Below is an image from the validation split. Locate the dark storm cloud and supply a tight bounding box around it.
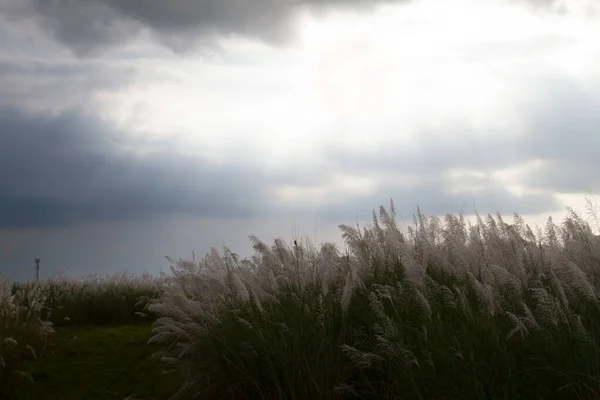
[4,0,407,54]
[0,33,596,232]
[0,107,272,228]
[0,99,567,232]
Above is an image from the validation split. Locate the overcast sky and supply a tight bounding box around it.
[1,0,599,281]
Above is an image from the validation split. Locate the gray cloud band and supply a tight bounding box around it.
[0,0,405,54]
[0,107,273,228]
[1,94,583,230]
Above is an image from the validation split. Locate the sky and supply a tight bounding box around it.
[1,0,599,281]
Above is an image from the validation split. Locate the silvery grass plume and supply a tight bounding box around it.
[11,272,165,326]
[0,277,54,398]
[149,198,600,400]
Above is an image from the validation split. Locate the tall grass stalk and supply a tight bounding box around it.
[149,199,600,399]
[0,277,54,398]
[11,272,164,326]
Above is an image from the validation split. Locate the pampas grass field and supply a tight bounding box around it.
[3,197,600,399]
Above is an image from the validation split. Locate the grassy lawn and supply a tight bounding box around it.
[16,323,181,400]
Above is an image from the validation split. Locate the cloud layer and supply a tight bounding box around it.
[1,0,599,281]
[1,0,411,54]
[0,107,273,228]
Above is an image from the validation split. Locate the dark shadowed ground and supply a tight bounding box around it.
[16,324,181,400]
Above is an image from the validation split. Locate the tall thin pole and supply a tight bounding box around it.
[35,258,40,281]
